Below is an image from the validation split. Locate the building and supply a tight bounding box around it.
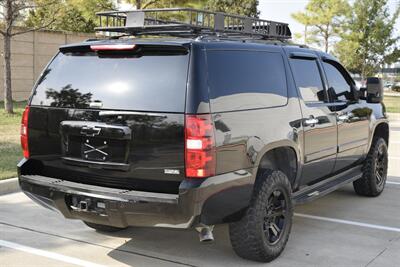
[381,62,400,78]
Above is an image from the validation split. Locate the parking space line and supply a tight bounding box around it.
[389,156,400,160]
[0,222,195,267]
[387,181,400,185]
[294,213,400,233]
[0,240,106,267]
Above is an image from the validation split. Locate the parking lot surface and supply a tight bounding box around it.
[1,116,400,267]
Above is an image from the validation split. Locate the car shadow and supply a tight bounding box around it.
[104,186,366,266]
[105,224,264,266]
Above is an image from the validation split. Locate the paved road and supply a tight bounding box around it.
[1,118,400,267]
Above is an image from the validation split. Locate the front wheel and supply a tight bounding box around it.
[229,170,293,262]
[353,137,388,197]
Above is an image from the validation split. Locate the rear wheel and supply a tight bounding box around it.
[353,137,388,197]
[229,170,293,262]
[83,221,127,232]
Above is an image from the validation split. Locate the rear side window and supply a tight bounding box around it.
[290,58,326,102]
[207,51,287,112]
[30,50,189,112]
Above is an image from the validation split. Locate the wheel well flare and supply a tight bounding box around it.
[256,147,298,186]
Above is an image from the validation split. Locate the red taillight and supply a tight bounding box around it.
[185,114,216,178]
[90,44,136,51]
[20,106,30,158]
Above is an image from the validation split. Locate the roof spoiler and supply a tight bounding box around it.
[59,42,188,54]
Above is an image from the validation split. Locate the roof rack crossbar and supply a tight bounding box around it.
[95,8,291,40]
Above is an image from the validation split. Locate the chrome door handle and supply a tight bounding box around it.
[304,118,319,126]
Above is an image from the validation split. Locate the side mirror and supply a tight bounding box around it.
[366,77,383,103]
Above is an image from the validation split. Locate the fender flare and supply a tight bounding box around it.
[367,120,389,152]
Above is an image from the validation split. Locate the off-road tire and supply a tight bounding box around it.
[84,221,127,232]
[229,170,293,262]
[353,137,388,197]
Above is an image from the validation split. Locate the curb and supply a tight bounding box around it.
[0,178,20,196]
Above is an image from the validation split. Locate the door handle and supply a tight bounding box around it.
[304,117,319,126]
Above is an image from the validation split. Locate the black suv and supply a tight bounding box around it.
[18,9,389,262]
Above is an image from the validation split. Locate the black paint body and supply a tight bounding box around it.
[19,38,389,228]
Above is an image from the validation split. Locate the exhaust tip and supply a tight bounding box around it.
[196,225,214,243]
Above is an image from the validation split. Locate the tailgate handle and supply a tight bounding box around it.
[80,126,101,137]
[61,121,132,140]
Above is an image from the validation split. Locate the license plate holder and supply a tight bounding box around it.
[60,121,132,164]
[63,135,128,163]
[81,137,110,162]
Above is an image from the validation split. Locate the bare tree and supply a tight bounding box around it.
[0,0,58,113]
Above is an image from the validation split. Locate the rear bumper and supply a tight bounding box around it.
[18,160,255,229]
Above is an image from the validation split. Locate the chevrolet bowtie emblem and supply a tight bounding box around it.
[80,126,101,137]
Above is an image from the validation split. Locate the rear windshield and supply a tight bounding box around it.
[30,50,189,112]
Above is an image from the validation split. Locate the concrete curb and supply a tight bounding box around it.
[0,178,20,196]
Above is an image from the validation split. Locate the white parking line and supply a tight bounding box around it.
[387,181,400,185]
[0,240,106,267]
[295,213,400,233]
[389,156,400,160]
[391,141,400,144]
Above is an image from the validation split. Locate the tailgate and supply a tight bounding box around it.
[25,43,189,194]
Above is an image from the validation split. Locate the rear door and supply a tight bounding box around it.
[286,49,337,185]
[28,43,190,194]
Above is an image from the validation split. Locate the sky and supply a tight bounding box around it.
[259,0,400,43]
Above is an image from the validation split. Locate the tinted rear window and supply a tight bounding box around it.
[207,50,287,112]
[30,50,189,112]
[289,58,325,102]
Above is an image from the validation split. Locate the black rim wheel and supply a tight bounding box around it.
[263,189,288,245]
[375,144,387,188]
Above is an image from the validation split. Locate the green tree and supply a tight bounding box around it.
[129,0,258,17]
[335,0,399,78]
[292,13,319,45]
[292,0,350,52]
[0,0,59,113]
[129,0,205,9]
[206,0,259,17]
[25,0,114,33]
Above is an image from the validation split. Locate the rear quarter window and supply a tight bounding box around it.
[206,50,288,112]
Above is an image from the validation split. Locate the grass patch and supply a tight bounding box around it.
[0,101,26,180]
[384,96,400,113]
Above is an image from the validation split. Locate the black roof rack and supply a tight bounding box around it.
[95,8,291,40]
